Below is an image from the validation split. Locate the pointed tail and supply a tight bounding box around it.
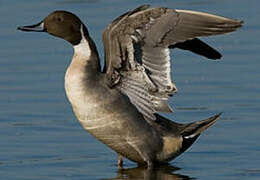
[179,113,222,153]
[181,113,222,139]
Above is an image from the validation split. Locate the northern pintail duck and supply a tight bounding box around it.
[17,5,242,168]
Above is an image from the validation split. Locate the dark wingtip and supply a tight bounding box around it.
[209,51,222,60]
[172,38,223,60]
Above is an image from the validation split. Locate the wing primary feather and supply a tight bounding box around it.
[171,38,222,60]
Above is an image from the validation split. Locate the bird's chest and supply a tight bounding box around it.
[64,69,123,132]
[65,73,99,120]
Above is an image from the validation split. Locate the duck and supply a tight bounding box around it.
[17,5,243,168]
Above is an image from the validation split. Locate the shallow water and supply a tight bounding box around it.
[0,0,259,179]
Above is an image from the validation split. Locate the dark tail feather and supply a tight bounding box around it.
[170,38,222,60]
[181,113,222,139]
[179,134,199,154]
[179,113,222,153]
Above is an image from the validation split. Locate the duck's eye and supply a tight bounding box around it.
[57,17,63,22]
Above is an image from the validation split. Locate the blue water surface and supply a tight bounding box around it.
[0,0,259,179]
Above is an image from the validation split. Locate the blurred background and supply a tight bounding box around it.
[0,0,259,179]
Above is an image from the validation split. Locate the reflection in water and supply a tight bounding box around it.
[103,165,194,180]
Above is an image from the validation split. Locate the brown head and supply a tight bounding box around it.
[17,11,89,45]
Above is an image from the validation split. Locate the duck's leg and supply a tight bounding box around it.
[117,154,123,169]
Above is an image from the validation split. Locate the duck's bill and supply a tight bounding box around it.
[17,21,46,32]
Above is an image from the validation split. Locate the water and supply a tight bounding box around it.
[0,0,259,179]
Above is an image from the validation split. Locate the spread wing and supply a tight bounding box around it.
[102,5,243,120]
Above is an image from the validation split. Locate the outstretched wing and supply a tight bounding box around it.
[102,5,243,120]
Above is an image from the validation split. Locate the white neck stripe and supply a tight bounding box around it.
[73,24,91,60]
